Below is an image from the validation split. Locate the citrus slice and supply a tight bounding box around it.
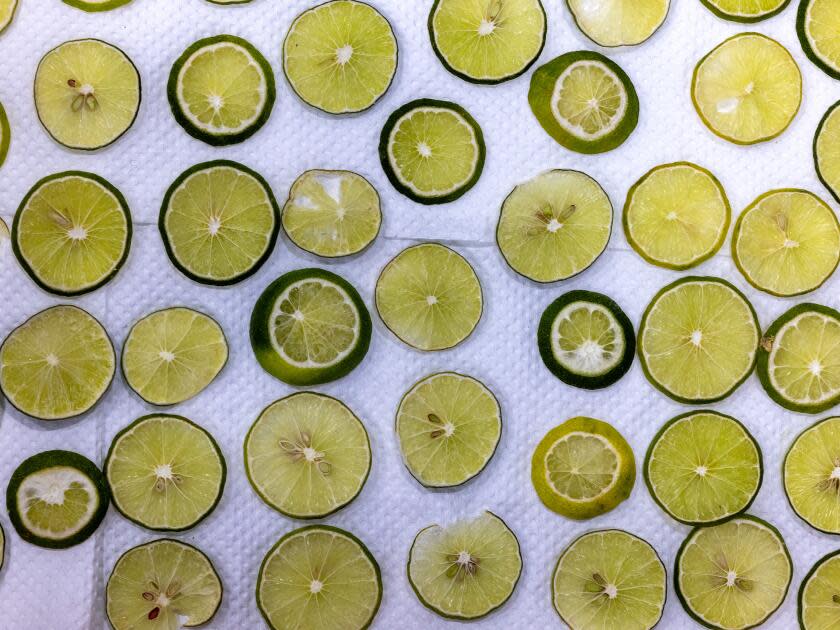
[257,525,381,630]
[496,169,613,282]
[638,277,760,404]
[0,217,8,243]
[395,372,501,488]
[675,516,792,630]
[552,530,667,630]
[13,171,132,296]
[815,101,840,207]
[376,243,483,351]
[63,0,133,10]
[529,51,639,154]
[244,392,371,519]
[644,411,762,525]
[121,307,228,406]
[34,39,140,150]
[799,550,840,629]
[428,0,546,83]
[0,101,9,168]
[0,305,115,420]
[105,414,226,531]
[623,162,730,270]
[531,417,635,519]
[106,538,222,630]
[692,33,802,145]
[206,0,252,3]
[0,523,4,571]
[700,0,790,22]
[6,450,109,549]
[379,99,485,204]
[169,35,275,146]
[567,0,670,47]
[281,169,381,258]
[407,511,522,620]
[250,268,371,385]
[160,160,279,285]
[0,0,17,34]
[798,0,840,79]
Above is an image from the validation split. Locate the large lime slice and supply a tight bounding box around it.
[0,101,9,169]
[0,0,17,33]
[700,0,790,22]
[63,0,133,10]
[799,550,840,629]
[567,0,670,47]
[798,0,840,79]
[815,101,840,204]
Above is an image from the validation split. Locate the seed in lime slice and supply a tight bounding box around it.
[567,0,670,47]
[0,101,8,168]
[815,101,840,204]
[798,0,840,79]
[700,0,790,22]
[245,392,371,519]
[0,0,17,33]
[799,550,840,629]
[784,417,840,533]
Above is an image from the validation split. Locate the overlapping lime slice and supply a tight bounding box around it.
[567,0,670,47]
[0,101,8,168]
[0,0,17,33]
[815,101,840,204]
[784,417,840,533]
[798,0,840,79]
[799,550,840,629]
[700,0,790,22]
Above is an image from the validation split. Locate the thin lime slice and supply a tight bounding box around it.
[784,417,840,533]
[815,101,840,204]
[0,305,115,420]
[107,538,222,630]
[799,0,840,79]
[245,392,371,519]
[105,414,226,531]
[35,39,140,150]
[676,516,792,630]
[639,277,760,404]
[408,511,522,620]
[531,417,635,519]
[496,169,613,282]
[552,530,666,630]
[645,411,762,525]
[376,243,483,351]
[0,522,4,571]
[624,162,730,270]
[529,51,639,154]
[250,268,371,385]
[0,0,17,33]
[567,0,670,47]
[428,0,546,84]
[121,307,228,406]
[6,450,109,549]
[799,550,840,629]
[700,0,790,22]
[13,171,132,296]
[257,525,381,630]
[160,160,279,285]
[0,101,9,168]
[63,0,132,9]
[395,372,501,488]
[692,33,801,145]
[169,35,275,146]
[281,169,381,258]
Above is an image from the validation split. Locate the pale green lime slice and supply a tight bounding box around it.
[0,100,8,169]
[701,0,790,22]
[567,0,670,46]
[815,102,840,203]
[798,0,840,79]
[0,0,16,35]
[799,550,840,629]
[63,0,133,10]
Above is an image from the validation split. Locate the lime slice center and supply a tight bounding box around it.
[18,466,97,539]
[545,432,619,500]
[552,61,626,140]
[552,302,624,376]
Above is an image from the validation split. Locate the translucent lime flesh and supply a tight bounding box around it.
[552,60,626,140]
[800,553,840,628]
[785,417,840,533]
[547,433,618,500]
[817,105,840,201]
[15,466,98,540]
[551,301,624,376]
[804,0,840,73]
[568,0,669,46]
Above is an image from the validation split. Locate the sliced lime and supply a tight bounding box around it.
[700,0,790,22]
[0,0,17,33]
[799,550,840,629]
[105,414,226,531]
[815,101,840,204]
[0,100,8,168]
[244,392,371,519]
[63,0,132,9]
[206,0,250,3]
[567,0,670,47]
[0,522,4,571]
[798,0,840,79]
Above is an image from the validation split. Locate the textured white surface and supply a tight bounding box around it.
[0,0,838,628]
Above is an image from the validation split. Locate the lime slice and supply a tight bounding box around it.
[816,100,840,205]
[0,217,8,243]
[0,305,115,420]
[407,511,522,620]
[63,0,132,10]
[700,0,790,22]
[206,0,250,3]
[105,414,226,531]
[35,39,140,150]
[395,372,501,488]
[13,171,132,296]
[496,169,613,282]
[6,450,109,549]
[281,169,381,258]
[379,99,485,204]
[644,411,762,525]
[0,0,17,34]
[0,100,9,169]
[799,550,840,629]
[784,417,840,533]
[106,538,222,630]
[257,525,381,630]
[375,243,483,351]
[160,160,279,285]
[250,268,371,385]
[676,516,792,630]
[798,0,840,79]
[529,51,639,154]
[639,277,760,404]
[169,35,275,146]
[428,0,546,83]
[0,522,4,571]
[121,307,228,406]
[244,392,371,519]
[531,417,635,519]
[623,162,730,270]
[552,530,667,630]
[567,0,670,47]
[692,33,801,145]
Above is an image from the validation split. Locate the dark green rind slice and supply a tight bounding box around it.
[700,0,791,23]
[797,0,840,80]
[814,101,840,205]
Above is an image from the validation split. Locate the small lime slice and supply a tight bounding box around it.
[281,169,381,258]
[63,0,132,9]
[107,538,222,630]
[623,162,730,270]
[121,307,228,406]
[0,305,115,420]
[675,516,792,630]
[257,525,381,630]
[552,530,667,630]
[700,0,790,22]
[0,0,17,33]
[376,243,483,351]
[815,101,840,204]
[567,0,670,47]
[105,414,226,531]
[531,417,635,519]
[799,550,840,629]
[35,39,140,150]
[408,511,522,620]
[6,450,109,549]
[13,171,132,296]
[798,0,840,79]
[245,392,371,519]
[0,101,9,168]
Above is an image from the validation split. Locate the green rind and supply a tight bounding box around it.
[797,0,840,80]
[0,101,10,169]
[0,0,17,34]
[63,0,133,11]
[566,0,671,47]
[798,548,840,628]
[700,0,791,23]
[814,101,840,204]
